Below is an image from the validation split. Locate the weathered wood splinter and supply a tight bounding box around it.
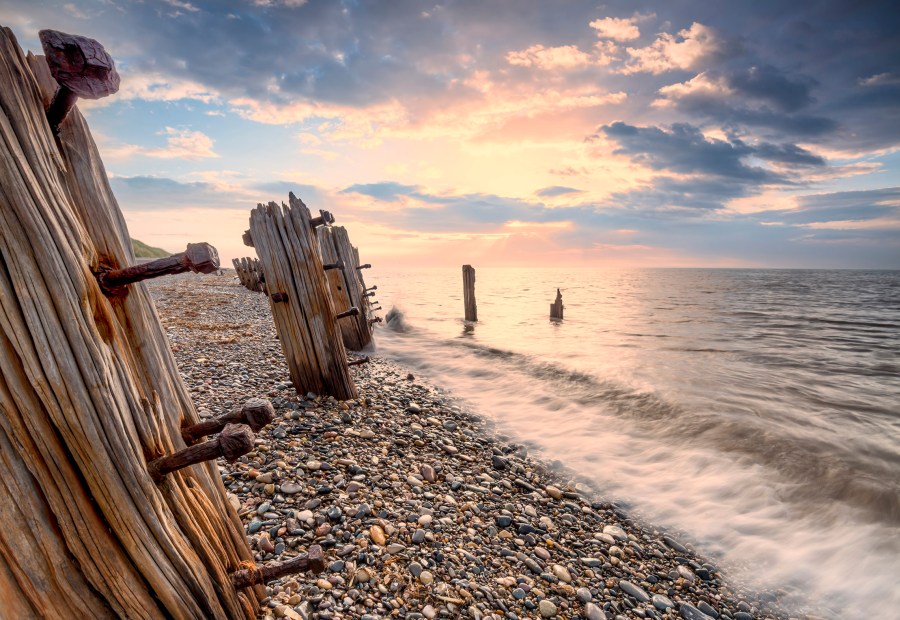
[148,424,255,482]
[182,398,275,444]
[231,546,326,589]
[98,242,219,293]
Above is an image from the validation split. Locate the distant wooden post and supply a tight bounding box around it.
[249,194,357,400]
[463,264,477,321]
[550,288,564,320]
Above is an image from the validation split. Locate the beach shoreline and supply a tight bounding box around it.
[150,272,794,620]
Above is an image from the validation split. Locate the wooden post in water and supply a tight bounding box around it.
[0,27,262,618]
[248,194,357,400]
[462,264,478,322]
[550,288,564,320]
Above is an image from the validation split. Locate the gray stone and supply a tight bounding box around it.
[618,580,650,603]
[585,602,606,620]
[576,587,592,603]
[680,603,714,620]
[538,599,557,618]
[651,594,674,610]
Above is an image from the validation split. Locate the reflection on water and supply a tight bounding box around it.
[369,268,900,619]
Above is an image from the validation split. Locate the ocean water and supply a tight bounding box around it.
[365,267,900,619]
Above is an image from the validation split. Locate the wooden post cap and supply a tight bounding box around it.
[148,423,254,482]
[231,545,325,589]
[182,398,275,444]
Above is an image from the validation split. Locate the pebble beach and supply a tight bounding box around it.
[149,273,795,620]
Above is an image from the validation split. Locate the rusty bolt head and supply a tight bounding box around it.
[182,242,220,274]
[39,29,120,99]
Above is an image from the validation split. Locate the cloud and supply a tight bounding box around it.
[506,44,596,70]
[599,121,824,183]
[103,127,219,160]
[758,188,900,226]
[342,182,420,201]
[536,186,584,197]
[624,22,724,74]
[589,15,646,41]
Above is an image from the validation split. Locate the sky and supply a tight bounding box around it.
[2,0,899,268]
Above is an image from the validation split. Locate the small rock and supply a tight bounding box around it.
[584,602,606,620]
[538,599,557,618]
[576,587,592,603]
[545,485,562,500]
[618,580,649,603]
[418,570,434,585]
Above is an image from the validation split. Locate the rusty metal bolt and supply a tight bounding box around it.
[270,292,289,303]
[364,291,376,297]
[323,259,344,270]
[335,307,360,319]
[365,285,377,292]
[182,398,275,444]
[356,263,372,270]
[97,242,219,294]
[147,423,254,482]
[309,210,334,228]
[39,29,120,135]
[368,317,383,325]
[231,545,325,589]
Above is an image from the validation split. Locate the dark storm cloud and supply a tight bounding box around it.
[599,122,824,184]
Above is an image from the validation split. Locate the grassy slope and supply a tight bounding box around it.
[131,238,171,258]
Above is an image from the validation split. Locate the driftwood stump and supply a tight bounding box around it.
[550,288,564,320]
[249,195,357,400]
[0,26,260,618]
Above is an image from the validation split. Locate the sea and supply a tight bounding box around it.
[365,267,900,620]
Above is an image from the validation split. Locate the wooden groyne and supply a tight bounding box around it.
[317,225,375,351]
[245,195,358,400]
[0,26,323,618]
[233,256,266,293]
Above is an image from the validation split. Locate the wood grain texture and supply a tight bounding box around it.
[249,195,357,400]
[0,27,258,618]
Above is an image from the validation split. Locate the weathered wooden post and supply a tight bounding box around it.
[0,26,275,618]
[317,226,374,350]
[463,264,477,321]
[247,194,357,400]
[550,288,564,320]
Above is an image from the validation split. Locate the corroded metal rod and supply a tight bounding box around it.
[309,210,334,228]
[98,242,219,293]
[368,317,383,325]
[323,259,344,270]
[356,263,371,270]
[147,424,254,482]
[182,398,275,444]
[336,307,360,319]
[231,545,326,589]
[365,285,377,292]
